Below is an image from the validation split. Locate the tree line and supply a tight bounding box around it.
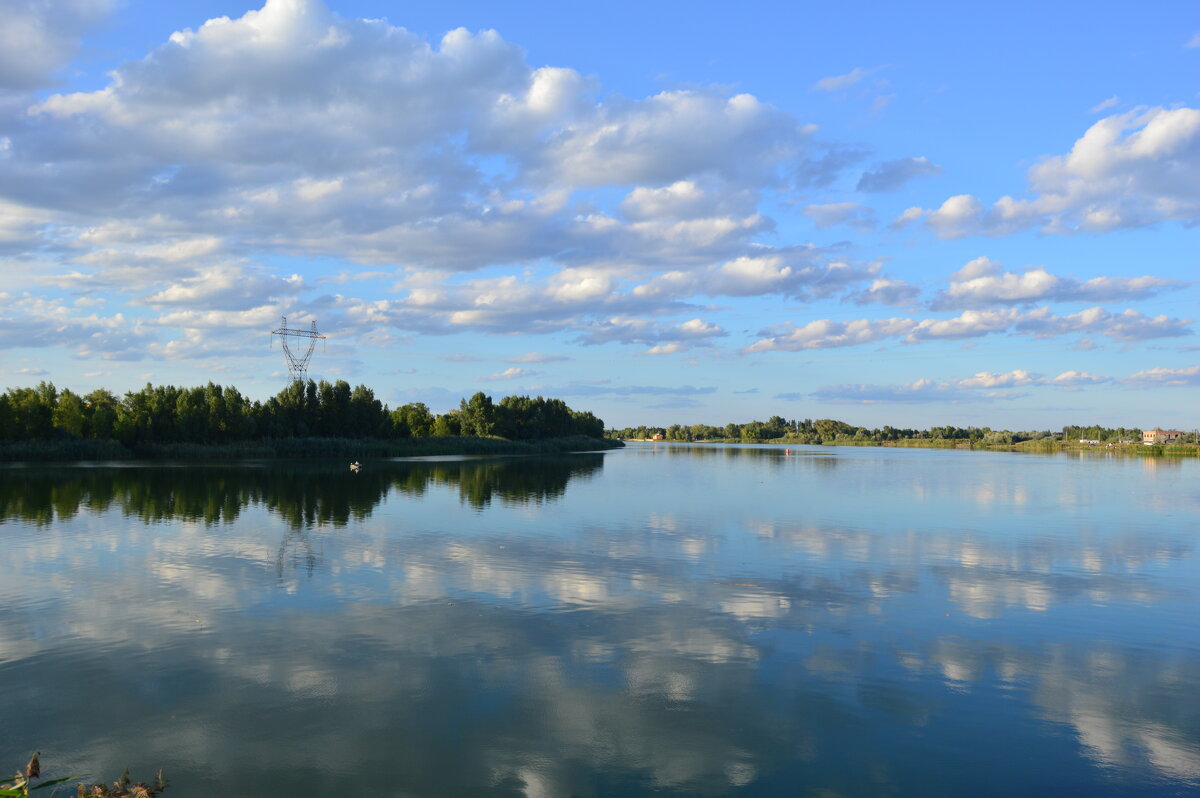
[0,381,605,446]
[604,417,1191,445]
[0,456,605,527]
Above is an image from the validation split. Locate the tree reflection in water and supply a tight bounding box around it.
[0,455,605,529]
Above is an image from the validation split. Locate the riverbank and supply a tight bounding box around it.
[0,435,623,462]
[623,438,1199,456]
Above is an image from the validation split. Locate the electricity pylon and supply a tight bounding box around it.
[270,316,326,384]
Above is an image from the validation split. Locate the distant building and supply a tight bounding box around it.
[651,432,665,441]
[1143,429,1182,445]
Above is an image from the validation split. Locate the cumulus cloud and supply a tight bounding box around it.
[575,317,726,352]
[631,250,881,302]
[1123,365,1200,386]
[856,156,941,192]
[480,367,538,381]
[812,379,987,404]
[813,368,1114,403]
[745,316,915,352]
[844,278,920,307]
[155,303,293,331]
[0,0,917,366]
[1049,370,1111,387]
[335,267,729,349]
[930,256,1179,310]
[745,305,1192,352]
[956,370,1043,388]
[139,263,305,310]
[4,0,832,284]
[902,106,1200,236]
[895,194,1038,239]
[1014,306,1192,341]
[0,0,114,90]
[334,269,680,341]
[0,295,155,360]
[528,91,809,188]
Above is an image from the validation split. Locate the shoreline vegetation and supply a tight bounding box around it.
[0,380,619,462]
[1,753,165,797]
[608,418,1199,456]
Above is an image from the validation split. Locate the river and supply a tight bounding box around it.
[1,444,1197,796]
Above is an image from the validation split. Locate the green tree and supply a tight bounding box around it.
[393,402,434,437]
[52,388,87,437]
[433,412,462,437]
[459,392,496,437]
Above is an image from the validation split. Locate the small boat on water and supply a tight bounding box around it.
[350,461,361,472]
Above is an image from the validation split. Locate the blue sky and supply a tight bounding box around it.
[1,0,1197,429]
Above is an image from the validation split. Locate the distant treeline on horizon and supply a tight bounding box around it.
[0,380,605,446]
[605,418,1194,445]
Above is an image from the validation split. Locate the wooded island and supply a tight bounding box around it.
[0,380,615,460]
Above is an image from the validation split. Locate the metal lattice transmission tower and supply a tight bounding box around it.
[270,316,327,384]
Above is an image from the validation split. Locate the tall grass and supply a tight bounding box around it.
[0,435,622,462]
[0,439,132,462]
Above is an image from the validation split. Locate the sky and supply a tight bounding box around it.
[0,0,1197,430]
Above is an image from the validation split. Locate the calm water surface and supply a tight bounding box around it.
[2,444,1198,796]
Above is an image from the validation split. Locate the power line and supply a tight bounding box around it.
[269,316,327,384]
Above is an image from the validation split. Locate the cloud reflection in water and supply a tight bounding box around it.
[0,448,1197,796]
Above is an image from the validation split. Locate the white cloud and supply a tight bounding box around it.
[812,368,1115,403]
[811,378,993,404]
[632,251,880,301]
[140,263,305,310]
[0,296,155,360]
[813,67,874,92]
[956,370,1042,388]
[530,90,808,188]
[4,0,832,287]
[1123,365,1200,386]
[619,180,758,222]
[930,256,1178,310]
[905,308,1021,341]
[155,303,292,331]
[896,194,1039,239]
[905,106,1200,236]
[746,305,1192,352]
[576,316,727,352]
[844,278,920,307]
[1089,96,1119,114]
[1050,370,1111,386]
[480,367,538,381]
[1015,306,1192,341]
[0,0,114,90]
[746,317,915,352]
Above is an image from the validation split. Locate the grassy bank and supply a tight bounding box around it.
[0,435,623,462]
